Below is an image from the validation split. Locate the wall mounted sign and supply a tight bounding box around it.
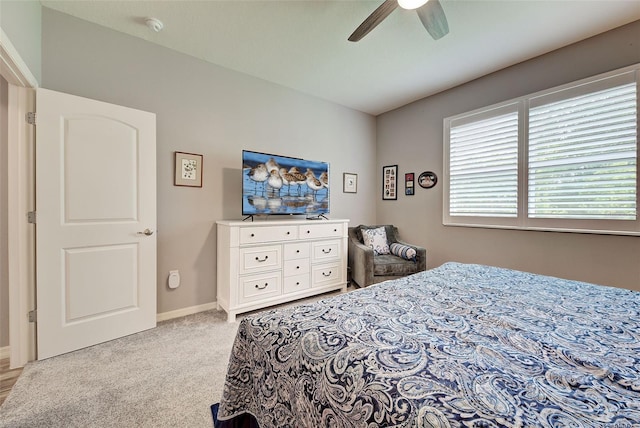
[418,171,437,189]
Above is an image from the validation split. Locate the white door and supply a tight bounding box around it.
[36,88,157,359]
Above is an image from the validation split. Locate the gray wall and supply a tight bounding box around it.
[4,5,639,336]
[1,76,8,347]
[0,0,42,84]
[41,8,377,314]
[376,20,640,291]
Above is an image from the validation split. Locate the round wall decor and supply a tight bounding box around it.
[418,171,437,189]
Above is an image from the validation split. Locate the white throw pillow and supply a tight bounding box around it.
[361,227,390,255]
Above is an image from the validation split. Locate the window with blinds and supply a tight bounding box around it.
[449,107,518,218]
[444,65,639,235]
[528,82,637,220]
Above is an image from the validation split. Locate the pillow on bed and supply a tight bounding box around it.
[361,227,390,255]
[390,243,417,261]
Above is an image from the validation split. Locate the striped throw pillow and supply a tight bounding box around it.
[389,243,417,261]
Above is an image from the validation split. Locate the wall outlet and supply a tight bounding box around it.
[168,270,180,289]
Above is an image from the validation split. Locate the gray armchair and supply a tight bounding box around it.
[348,225,426,288]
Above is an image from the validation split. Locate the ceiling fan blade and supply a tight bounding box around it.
[348,0,399,42]
[416,0,449,40]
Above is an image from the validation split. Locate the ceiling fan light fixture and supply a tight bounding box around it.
[397,0,429,10]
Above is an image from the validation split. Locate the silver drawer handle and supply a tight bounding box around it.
[322,248,332,254]
[255,256,269,262]
[255,283,268,290]
[322,271,332,277]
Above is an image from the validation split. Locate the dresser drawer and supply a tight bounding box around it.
[240,225,298,244]
[284,259,310,277]
[311,240,341,263]
[241,272,281,303]
[299,223,343,240]
[239,245,281,274]
[283,274,310,294]
[312,262,342,287]
[283,242,310,260]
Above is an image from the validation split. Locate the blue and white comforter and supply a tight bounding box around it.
[217,262,640,427]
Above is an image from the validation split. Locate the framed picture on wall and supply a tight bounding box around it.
[343,173,358,193]
[405,172,414,196]
[174,151,203,187]
[382,165,398,200]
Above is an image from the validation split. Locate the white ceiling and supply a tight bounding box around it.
[40,0,640,116]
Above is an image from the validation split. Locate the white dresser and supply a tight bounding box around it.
[216,219,349,322]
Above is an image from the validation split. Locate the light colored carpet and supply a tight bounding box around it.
[0,309,238,428]
[0,288,350,428]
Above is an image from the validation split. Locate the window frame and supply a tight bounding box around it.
[443,64,640,236]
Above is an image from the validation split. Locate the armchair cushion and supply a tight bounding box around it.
[389,243,416,261]
[360,226,390,255]
[372,254,421,277]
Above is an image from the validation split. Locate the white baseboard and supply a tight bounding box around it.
[0,345,10,360]
[156,301,218,322]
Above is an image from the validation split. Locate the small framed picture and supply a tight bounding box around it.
[382,165,398,200]
[174,151,203,187]
[418,171,437,189]
[343,173,357,193]
[405,172,414,196]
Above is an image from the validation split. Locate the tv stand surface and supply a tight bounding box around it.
[242,214,330,222]
[306,214,329,220]
[216,218,349,322]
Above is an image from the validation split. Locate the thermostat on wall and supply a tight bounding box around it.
[168,270,180,289]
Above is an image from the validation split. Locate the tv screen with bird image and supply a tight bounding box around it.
[242,150,329,217]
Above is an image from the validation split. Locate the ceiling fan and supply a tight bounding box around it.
[348,0,449,42]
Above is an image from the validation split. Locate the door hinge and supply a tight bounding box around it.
[28,310,37,323]
[27,211,36,224]
[26,112,36,125]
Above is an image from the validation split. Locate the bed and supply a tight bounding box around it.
[215,262,640,427]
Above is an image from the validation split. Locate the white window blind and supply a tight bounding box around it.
[444,65,640,235]
[449,109,519,217]
[528,83,637,220]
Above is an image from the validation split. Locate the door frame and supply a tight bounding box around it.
[1,27,38,368]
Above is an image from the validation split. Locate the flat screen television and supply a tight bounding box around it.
[242,150,329,217]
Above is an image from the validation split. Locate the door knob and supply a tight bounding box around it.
[137,228,154,236]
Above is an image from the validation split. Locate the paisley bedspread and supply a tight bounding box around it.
[216,262,640,427]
